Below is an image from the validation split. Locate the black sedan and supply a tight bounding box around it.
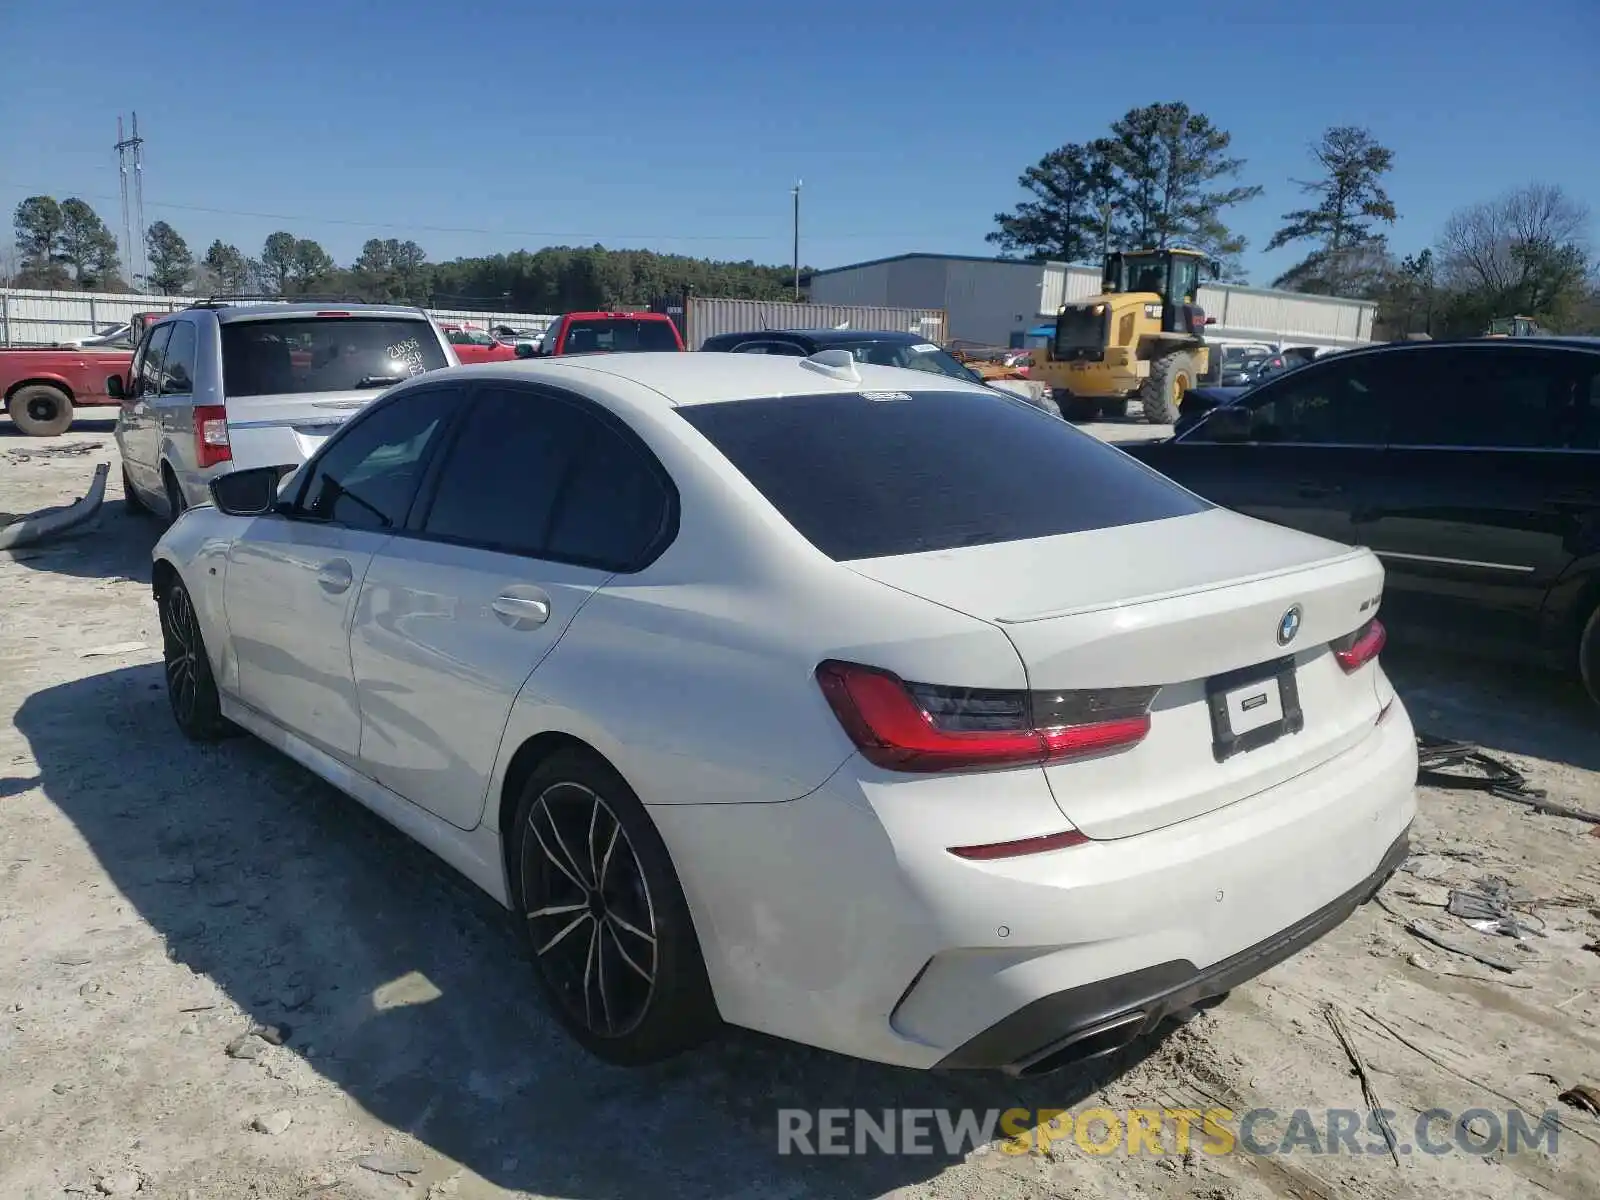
[1123,338,1600,705]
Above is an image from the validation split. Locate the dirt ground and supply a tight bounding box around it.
[3,415,1600,1200]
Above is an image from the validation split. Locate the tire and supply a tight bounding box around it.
[121,464,149,516]
[7,385,74,437]
[163,467,188,525]
[1057,391,1100,422]
[509,747,720,1066]
[1140,352,1195,425]
[1581,604,1600,710]
[159,577,233,742]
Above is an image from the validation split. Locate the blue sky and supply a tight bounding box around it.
[2,0,1595,287]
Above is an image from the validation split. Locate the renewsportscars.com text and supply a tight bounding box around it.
[776,1106,1562,1158]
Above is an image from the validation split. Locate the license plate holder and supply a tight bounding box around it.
[1205,655,1304,763]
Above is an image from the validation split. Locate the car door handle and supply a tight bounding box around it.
[491,594,551,628]
[315,559,354,594]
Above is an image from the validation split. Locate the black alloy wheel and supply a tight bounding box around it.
[522,781,659,1039]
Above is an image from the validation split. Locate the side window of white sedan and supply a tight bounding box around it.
[419,385,674,570]
[291,388,463,531]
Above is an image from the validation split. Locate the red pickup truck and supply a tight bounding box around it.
[1,346,133,436]
[528,311,685,357]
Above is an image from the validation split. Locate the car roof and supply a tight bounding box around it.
[425,350,989,409]
[1325,336,1600,360]
[198,302,431,324]
[712,329,936,346]
[559,311,672,321]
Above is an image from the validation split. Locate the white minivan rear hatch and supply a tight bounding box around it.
[219,313,452,464]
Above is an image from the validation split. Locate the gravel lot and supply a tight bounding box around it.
[3,414,1599,1200]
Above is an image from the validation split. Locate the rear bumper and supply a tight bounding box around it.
[937,826,1410,1075]
[653,695,1418,1071]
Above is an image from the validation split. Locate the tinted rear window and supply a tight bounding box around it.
[561,319,679,354]
[220,318,447,397]
[679,390,1209,561]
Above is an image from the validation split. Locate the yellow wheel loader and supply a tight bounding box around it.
[1484,315,1545,338]
[1031,247,1217,424]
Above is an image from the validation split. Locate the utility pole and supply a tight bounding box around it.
[792,180,802,301]
[114,113,147,288]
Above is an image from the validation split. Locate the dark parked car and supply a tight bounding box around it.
[1123,338,1600,705]
[699,329,985,384]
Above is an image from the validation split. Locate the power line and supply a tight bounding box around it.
[0,181,959,245]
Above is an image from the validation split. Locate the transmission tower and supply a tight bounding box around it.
[114,113,146,287]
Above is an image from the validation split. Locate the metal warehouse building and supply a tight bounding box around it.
[805,253,1376,351]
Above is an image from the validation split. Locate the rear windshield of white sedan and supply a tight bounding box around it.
[678,390,1209,561]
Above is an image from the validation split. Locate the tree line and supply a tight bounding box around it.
[989,101,1597,335]
[7,197,803,313]
[10,113,1595,337]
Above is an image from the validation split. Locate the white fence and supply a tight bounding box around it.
[0,288,555,347]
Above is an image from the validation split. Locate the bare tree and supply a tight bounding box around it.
[1437,183,1589,303]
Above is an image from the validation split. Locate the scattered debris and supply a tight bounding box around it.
[1324,1002,1400,1166]
[95,1171,141,1196]
[252,1022,290,1046]
[1405,951,1431,969]
[1393,882,1450,907]
[1404,918,1523,973]
[1417,733,1600,825]
[224,1034,262,1060]
[251,1110,294,1136]
[0,462,109,550]
[1401,855,1454,882]
[1558,1084,1600,1116]
[1556,989,1590,1010]
[1446,877,1543,939]
[358,1153,423,1177]
[75,642,148,659]
[1438,971,1533,989]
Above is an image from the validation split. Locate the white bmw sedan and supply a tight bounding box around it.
[151,350,1417,1075]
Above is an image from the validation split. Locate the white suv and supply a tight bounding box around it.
[112,301,458,520]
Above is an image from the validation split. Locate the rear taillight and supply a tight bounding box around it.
[815,660,1155,773]
[1333,618,1386,673]
[195,404,231,468]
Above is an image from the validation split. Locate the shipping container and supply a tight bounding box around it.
[655,294,946,349]
[0,288,555,347]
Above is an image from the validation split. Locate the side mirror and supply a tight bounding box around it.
[514,342,535,359]
[208,466,285,517]
[106,374,127,401]
[1202,405,1253,443]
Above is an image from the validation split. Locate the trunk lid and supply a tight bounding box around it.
[224,389,375,459]
[848,508,1387,838]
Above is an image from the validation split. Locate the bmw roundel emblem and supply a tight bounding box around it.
[1277,605,1303,647]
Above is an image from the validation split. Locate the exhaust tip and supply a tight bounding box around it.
[1012,1012,1147,1078]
